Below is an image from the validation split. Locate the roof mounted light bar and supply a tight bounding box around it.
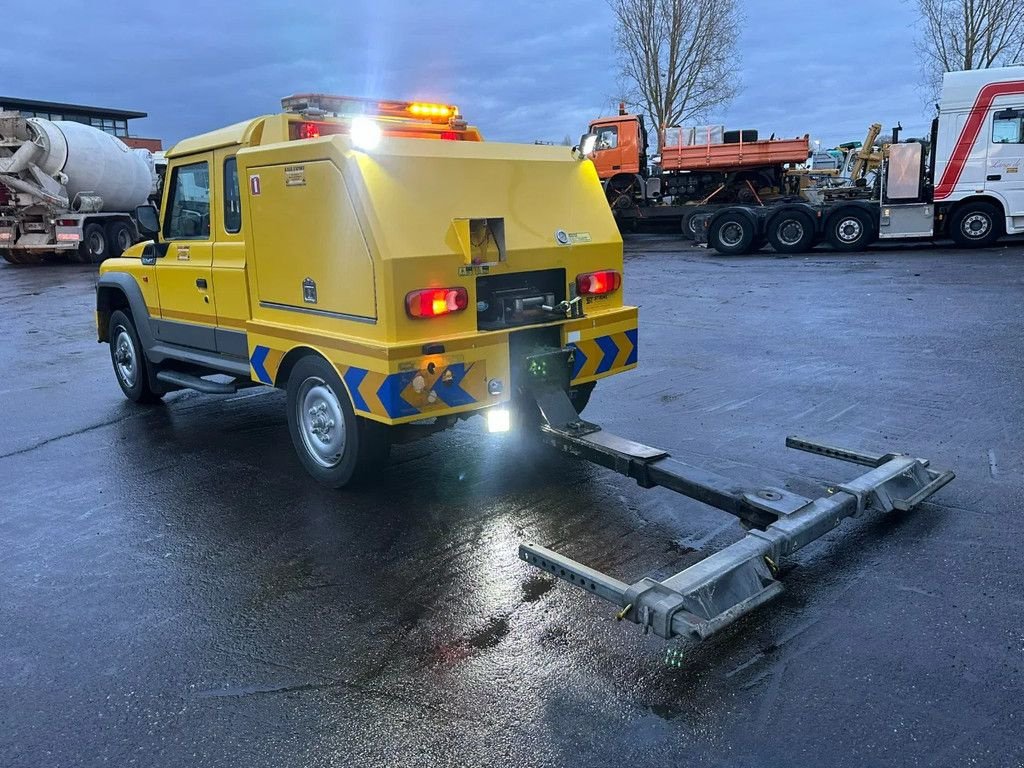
[280,94,462,125]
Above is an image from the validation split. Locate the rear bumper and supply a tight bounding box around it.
[246,306,638,426]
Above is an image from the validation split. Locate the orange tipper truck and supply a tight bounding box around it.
[95,94,637,487]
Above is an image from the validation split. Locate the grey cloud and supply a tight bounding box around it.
[3,0,930,149]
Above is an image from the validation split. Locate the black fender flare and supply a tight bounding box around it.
[96,272,155,350]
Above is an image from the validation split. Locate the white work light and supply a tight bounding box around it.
[351,116,382,151]
[486,408,511,433]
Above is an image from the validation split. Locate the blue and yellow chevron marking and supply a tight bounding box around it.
[247,344,488,421]
[345,362,488,420]
[571,328,638,381]
[250,345,284,385]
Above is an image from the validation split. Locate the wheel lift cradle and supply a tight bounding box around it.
[519,349,955,643]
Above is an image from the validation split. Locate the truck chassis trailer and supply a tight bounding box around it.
[699,66,1024,255]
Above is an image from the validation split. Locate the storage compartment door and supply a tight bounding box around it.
[247,160,376,321]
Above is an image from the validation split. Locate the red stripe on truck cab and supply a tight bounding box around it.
[934,79,1024,200]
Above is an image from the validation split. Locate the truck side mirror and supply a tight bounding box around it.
[135,204,160,237]
[574,132,598,159]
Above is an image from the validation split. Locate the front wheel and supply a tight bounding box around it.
[108,310,162,404]
[949,202,1001,247]
[285,355,390,488]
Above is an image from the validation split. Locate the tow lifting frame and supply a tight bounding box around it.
[519,350,954,643]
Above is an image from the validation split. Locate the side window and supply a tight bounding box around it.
[595,125,618,150]
[992,109,1023,144]
[223,156,241,234]
[164,161,211,240]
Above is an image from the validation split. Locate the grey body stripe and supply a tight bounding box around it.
[258,300,377,325]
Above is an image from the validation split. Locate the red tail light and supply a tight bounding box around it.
[405,287,469,319]
[576,270,621,296]
[440,131,462,141]
[295,122,321,139]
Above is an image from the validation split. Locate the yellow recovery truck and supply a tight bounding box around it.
[96,95,953,648]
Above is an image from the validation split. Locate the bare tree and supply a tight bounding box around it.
[609,0,741,147]
[915,0,1024,98]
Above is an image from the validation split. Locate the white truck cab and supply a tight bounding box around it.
[934,65,1024,238]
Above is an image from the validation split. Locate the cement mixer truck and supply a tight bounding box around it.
[0,112,160,264]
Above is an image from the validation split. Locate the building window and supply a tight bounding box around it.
[114,120,127,137]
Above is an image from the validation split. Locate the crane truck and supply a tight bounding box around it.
[700,65,1024,255]
[0,112,160,264]
[588,105,810,237]
[94,93,952,651]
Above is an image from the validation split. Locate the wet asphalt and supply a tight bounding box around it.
[2,236,1023,767]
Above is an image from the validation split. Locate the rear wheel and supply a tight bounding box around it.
[950,202,1001,247]
[826,208,874,251]
[108,310,162,404]
[285,355,390,488]
[0,248,20,264]
[767,210,815,253]
[106,220,133,259]
[79,222,108,263]
[709,213,756,255]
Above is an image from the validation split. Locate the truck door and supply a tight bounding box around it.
[155,155,217,351]
[591,123,623,178]
[988,108,1024,218]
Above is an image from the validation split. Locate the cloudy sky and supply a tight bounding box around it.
[5,0,932,149]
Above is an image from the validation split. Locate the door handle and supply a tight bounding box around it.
[195,278,208,290]
[987,174,1001,181]
[612,165,621,170]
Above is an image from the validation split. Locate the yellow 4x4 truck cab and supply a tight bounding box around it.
[96,95,638,486]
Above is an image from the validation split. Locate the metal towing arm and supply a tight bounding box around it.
[519,350,954,644]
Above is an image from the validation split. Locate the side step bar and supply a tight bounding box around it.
[520,384,954,643]
[155,370,238,395]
